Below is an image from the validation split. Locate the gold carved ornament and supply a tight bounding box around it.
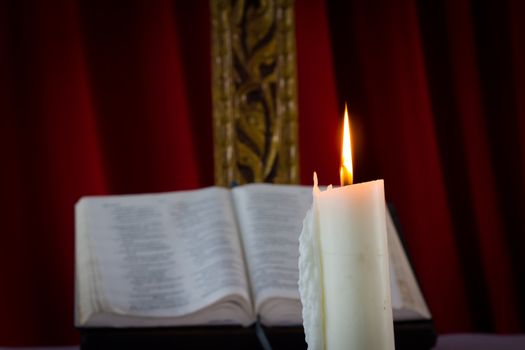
[211,0,299,186]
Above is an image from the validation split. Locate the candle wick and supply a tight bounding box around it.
[340,165,353,186]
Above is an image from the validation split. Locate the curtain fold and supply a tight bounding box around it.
[0,0,524,346]
[0,0,108,345]
[419,0,521,331]
[77,0,209,194]
[0,0,212,345]
[326,0,472,333]
[509,0,525,168]
[295,0,340,186]
[327,0,525,333]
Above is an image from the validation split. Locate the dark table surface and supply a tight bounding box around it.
[2,334,525,350]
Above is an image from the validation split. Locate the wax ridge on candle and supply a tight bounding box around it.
[298,172,324,350]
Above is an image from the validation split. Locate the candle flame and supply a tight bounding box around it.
[340,104,353,186]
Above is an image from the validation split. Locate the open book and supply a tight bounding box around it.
[75,184,431,328]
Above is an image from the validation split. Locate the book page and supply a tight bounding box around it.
[232,184,313,324]
[232,184,431,325]
[386,210,432,320]
[76,200,97,325]
[80,188,252,320]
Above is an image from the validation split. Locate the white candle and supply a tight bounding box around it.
[318,180,394,350]
[298,104,395,350]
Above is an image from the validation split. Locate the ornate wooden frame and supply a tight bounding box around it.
[211,0,299,186]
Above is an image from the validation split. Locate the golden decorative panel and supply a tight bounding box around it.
[211,0,299,186]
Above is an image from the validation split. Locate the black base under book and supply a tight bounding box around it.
[79,320,436,350]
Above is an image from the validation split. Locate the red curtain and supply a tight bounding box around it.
[326,0,525,333]
[0,0,213,345]
[0,0,523,346]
